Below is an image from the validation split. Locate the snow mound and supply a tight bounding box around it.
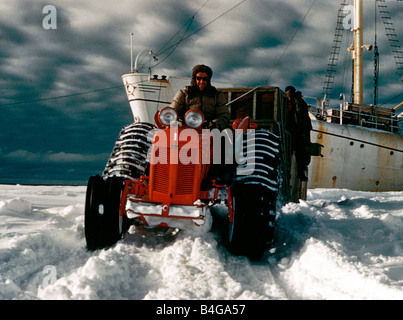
[281,238,403,299]
[0,198,32,215]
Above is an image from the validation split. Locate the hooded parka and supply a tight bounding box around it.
[170,65,230,130]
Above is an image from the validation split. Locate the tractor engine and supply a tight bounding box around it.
[148,125,210,206]
[122,107,215,229]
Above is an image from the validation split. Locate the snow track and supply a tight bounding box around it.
[0,185,402,300]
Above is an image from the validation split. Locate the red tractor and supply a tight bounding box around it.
[85,86,305,259]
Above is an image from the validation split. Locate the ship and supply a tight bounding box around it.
[307,0,403,191]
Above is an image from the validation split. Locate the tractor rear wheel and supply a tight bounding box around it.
[228,184,276,259]
[228,128,280,259]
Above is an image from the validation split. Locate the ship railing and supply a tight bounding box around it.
[323,103,399,133]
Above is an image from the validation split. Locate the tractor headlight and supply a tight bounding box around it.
[159,107,178,126]
[184,109,204,129]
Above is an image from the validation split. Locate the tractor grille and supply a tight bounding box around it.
[153,164,170,194]
[176,163,196,195]
[151,146,197,200]
[152,147,170,194]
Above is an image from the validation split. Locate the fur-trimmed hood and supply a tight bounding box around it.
[190,64,213,87]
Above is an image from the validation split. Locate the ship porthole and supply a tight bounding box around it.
[360,144,364,148]
[390,151,394,156]
[349,141,354,146]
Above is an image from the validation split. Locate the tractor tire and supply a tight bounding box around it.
[84,175,124,250]
[84,175,106,250]
[228,128,280,259]
[103,176,125,246]
[228,184,277,259]
[103,122,156,179]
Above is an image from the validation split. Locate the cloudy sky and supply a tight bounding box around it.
[0,0,402,185]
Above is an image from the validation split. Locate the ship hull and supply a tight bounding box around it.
[308,120,403,191]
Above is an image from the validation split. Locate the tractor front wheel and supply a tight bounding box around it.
[84,175,124,250]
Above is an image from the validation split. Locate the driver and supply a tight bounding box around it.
[170,64,230,130]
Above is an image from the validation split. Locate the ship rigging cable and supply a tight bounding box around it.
[0,85,124,107]
[153,0,211,57]
[0,79,152,108]
[266,0,317,84]
[377,0,403,86]
[322,0,350,102]
[136,0,247,70]
[150,0,247,69]
[134,0,209,71]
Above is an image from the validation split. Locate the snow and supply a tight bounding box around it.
[0,184,402,300]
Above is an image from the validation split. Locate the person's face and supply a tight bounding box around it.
[196,72,208,91]
[286,90,291,99]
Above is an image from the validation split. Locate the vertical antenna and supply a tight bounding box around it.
[130,33,134,73]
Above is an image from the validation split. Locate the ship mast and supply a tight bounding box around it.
[350,0,364,105]
[353,0,363,104]
[349,0,373,105]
